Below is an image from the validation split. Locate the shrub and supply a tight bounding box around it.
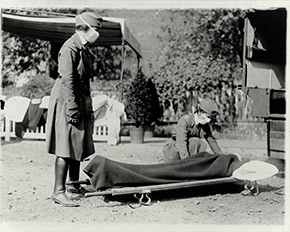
[19,75,55,99]
[124,69,154,127]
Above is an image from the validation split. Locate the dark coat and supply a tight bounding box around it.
[175,113,222,156]
[46,33,95,161]
[163,113,222,161]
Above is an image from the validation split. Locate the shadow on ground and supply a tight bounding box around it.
[0,137,24,146]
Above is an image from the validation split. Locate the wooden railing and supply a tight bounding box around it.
[0,116,108,142]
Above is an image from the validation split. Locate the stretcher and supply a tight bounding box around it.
[68,176,237,195]
[67,177,245,207]
[66,153,279,206]
[66,176,262,207]
[66,157,279,207]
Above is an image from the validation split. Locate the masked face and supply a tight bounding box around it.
[79,15,101,44]
[84,28,100,44]
[195,112,211,125]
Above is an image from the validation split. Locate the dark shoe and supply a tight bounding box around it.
[66,186,86,200]
[51,190,80,207]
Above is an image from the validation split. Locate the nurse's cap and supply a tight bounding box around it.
[75,12,103,27]
[199,98,219,116]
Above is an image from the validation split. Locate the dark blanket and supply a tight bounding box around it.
[84,152,244,191]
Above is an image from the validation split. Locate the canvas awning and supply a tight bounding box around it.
[245,8,286,63]
[1,12,142,58]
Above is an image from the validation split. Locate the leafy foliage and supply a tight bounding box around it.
[2,8,253,124]
[18,75,55,99]
[90,46,135,81]
[152,9,245,123]
[125,69,161,127]
[2,75,55,99]
[2,32,50,88]
[146,78,163,125]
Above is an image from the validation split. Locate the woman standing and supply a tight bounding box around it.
[46,12,103,207]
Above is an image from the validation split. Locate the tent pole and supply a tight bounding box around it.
[137,55,141,71]
[120,39,126,102]
[119,39,126,144]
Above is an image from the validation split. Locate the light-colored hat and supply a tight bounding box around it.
[199,98,219,115]
[75,12,103,27]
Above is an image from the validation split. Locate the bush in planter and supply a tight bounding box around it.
[125,69,152,127]
[125,69,157,142]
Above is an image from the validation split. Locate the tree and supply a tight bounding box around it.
[151,9,244,123]
[2,31,50,88]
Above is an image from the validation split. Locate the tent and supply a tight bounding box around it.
[2,10,142,100]
[2,11,142,57]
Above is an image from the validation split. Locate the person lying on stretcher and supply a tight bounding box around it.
[81,152,279,196]
[65,150,280,208]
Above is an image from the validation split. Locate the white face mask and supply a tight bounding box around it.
[195,113,211,125]
[84,28,99,44]
[79,15,100,44]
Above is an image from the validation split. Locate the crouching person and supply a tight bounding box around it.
[162,98,223,163]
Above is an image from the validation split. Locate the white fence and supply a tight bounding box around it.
[0,116,108,142]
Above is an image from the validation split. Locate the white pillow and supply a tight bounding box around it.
[232,160,279,181]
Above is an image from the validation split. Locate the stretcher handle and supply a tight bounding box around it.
[84,177,238,197]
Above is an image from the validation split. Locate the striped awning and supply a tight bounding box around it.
[2,12,142,58]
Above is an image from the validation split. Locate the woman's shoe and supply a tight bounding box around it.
[51,190,80,207]
[66,185,86,200]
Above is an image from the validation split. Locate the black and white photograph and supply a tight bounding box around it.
[0,1,289,231]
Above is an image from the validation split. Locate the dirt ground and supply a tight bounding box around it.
[0,137,287,232]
